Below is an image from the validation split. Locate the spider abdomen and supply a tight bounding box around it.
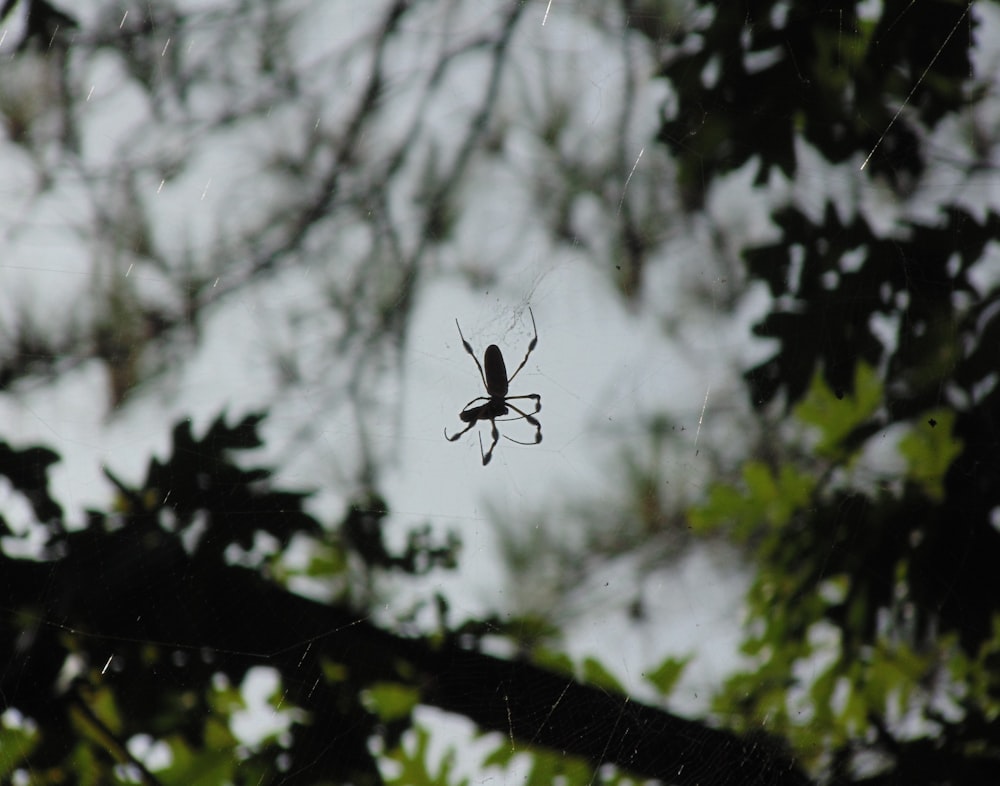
[483,344,508,397]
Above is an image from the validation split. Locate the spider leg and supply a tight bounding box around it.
[455,319,489,390]
[480,418,501,465]
[444,420,478,442]
[504,393,541,415]
[459,396,490,416]
[505,307,538,385]
[503,402,542,445]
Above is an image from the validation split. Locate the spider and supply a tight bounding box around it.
[444,308,542,466]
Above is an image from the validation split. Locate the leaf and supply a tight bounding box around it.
[581,656,623,693]
[691,460,814,540]
[0,722,37,779]
[643,655,690,697]
[383,726,469,786]
[364,682,419,723]
[482,739,517,769]
[0,442,62,522]
[161,749,235,786]
[533,647,575,676]
[204,716,238,750]
[898,409,962,501]
[523,746,595,786]
[795,362,882,459]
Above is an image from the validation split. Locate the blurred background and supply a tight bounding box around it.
[2,1,999,784]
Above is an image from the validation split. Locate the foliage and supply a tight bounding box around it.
[382,726,468,786]
[691,370,977,771]
[656,0,974,207]
[647,0,1000,781]
[644,655,691,698]
[0,413,806,786]
[0,413,458,785]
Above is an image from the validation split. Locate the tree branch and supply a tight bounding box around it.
[4,529,812,786]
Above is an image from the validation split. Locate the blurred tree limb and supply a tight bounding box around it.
[0,415,809,785]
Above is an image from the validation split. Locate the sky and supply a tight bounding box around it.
[4,0,999,780]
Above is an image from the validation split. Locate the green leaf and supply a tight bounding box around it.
[643,655,690,697]
[321,659,349,682]
[581,657,623,693]
[157,735,235,786]
[204,716,238,750]
[209,680,246,715]
[482,738,517,769]
[523,746,596,786]
[383,726,469,786]
[0,722,37,779]
[533,647,575,677]
[808,664,838,731]
[690,482,754,535]
[87,685,123,736]
[691,460,814,540]
[898,409,962,501]
[839,681,868,736]
[364,682,419,723]
[795,362,883,458]
[71,742,102,786]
